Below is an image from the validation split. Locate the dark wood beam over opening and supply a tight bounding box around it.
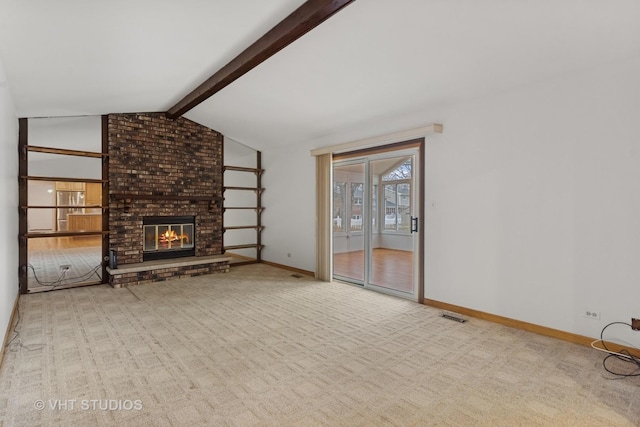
[166,0,355,119]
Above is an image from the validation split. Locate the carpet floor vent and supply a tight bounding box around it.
[441,311,467,323]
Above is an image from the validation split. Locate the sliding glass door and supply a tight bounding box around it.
[332,147,421,300]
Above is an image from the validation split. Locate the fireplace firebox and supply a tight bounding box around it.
[143,216,195,261]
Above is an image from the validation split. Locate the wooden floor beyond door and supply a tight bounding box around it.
[333,248,413,293]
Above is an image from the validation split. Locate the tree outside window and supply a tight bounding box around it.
[382,159,411,233]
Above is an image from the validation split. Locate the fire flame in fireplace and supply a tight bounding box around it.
[161,229,190,244]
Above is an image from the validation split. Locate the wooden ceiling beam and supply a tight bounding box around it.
[166,0,356,119]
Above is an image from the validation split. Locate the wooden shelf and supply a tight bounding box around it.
[224,166,264,174]
[224,244,264,251]
[26,145,107,158]
[224,207,264,211]
[21,205,107,209]
[224,186,264,192]
[25,231,109,238]
[22,176,106,183]
[224,225,264,231]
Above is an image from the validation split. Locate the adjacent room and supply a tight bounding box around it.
[1,0,640,425]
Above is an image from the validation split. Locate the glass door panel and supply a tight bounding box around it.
[332,161,366,284]
[368,155,416,294]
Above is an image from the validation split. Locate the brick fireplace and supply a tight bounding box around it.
[107,113,227,287]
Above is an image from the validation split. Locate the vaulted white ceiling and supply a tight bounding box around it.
[1,0,639,150]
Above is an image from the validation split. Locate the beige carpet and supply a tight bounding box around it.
[27,245,102,291]
[1,264,639,426]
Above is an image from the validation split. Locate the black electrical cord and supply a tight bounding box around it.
[4,304,20,348]
[598,321,640,377]
[55,264,102,284]
[26,263,102,291]
[4,304,45,352]
[26,264,67,289]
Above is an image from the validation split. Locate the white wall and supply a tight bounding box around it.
[262,54,640,342]
[377,234,412,251]
[0,57,19,346]
[424,54,640,341]
[261,143,316,271]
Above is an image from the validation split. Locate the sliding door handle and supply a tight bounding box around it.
[411,216,419,233]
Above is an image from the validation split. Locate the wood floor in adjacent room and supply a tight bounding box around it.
[333,248,413,292]
[1,264,639,426]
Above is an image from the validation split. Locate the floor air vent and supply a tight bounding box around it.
[441,311,467,323]
[290,274,303,278]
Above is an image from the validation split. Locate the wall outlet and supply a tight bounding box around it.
[584,310,600,320]
[632,318,640,331]
[59,264,71,271]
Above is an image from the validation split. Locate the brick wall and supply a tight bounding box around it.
[108,113,223,266]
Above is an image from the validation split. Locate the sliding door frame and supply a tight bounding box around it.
[332,138,425,302]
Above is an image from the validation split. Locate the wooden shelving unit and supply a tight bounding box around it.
[18,121,110,294]
[223,152,264,265]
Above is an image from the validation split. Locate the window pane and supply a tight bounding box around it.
[382,158,412,181]
[333,182,346,232]
[350,183,363,232]
[372,184,377,232]
[384,184,397,230]
[397,183,411,233]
